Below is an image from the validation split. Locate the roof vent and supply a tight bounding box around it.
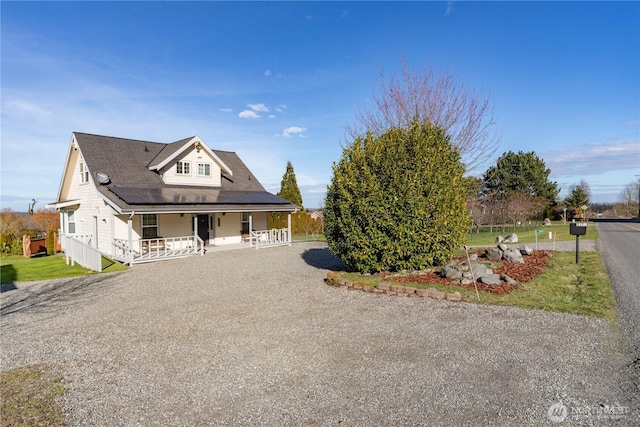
[95,171,111,185]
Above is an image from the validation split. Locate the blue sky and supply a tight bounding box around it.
[1,1,639,211]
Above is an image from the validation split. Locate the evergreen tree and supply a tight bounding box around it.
[277,161,303,209]
[324,121,469,273]
[482,150,559,207]
[564,181,591,215]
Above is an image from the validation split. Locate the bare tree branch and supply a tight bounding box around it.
[346,58,500,173]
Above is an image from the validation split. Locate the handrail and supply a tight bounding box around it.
[129,235,203,263]
[60,233,102,272]
[250,228,291,249]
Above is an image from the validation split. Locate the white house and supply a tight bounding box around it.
[48,132,299,266]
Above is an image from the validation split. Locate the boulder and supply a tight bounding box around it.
[502,274,517,285]
[442,265,462,280]
[520,245,533,256]
[479,274,502,285]
[503,248,525,264]
[497,243,509,252]
[495,235,504,243]
[486,247,503,261]
[543,217,552,226]
[503,233,519,243]
[471,264,492,279]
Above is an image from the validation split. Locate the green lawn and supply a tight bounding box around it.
[0,254,127,284]
[466,221,598,246]
[342,251,616,319]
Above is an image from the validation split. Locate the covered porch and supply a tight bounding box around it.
[110,210,293,265]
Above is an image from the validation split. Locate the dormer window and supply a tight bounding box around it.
[197,162,211,177]
[176,161,191,175]
[80,162,89,184]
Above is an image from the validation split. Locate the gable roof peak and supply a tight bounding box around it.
[147,136,232,176]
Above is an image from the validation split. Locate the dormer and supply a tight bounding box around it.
[148,136,232,187]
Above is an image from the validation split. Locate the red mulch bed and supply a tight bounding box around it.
[388,250,552,295]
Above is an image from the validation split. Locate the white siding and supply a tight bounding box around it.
[61,150,116,253]
[114,215,133,240]
[252,212,268,230]
[159,214,193,237]
[161,147,222,187]
[113,214,194,241]
[213,212,242,245]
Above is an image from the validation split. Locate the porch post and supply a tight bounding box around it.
[127,213,134,265]
[192,215,200,254]
[288,213,292,244]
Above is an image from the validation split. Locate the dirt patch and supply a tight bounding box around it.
[389,250,552,295]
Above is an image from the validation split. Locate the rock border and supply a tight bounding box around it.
[325,272,462,302]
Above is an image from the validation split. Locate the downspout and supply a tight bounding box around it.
[128,211,134,265]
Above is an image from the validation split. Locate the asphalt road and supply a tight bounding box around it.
[595,219,640,400]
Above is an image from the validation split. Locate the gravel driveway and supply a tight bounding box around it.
[1,242,637,426]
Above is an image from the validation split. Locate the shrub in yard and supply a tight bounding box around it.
[324,120,469,273]
[46,229,56,255]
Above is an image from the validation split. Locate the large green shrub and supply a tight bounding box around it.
[324,121,469,273]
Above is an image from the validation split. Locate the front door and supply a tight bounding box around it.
[197,214,209,243]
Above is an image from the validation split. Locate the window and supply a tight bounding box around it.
[142,214,158,238]
[80,162,89,184]
[67,210,76,234]
[197,162,211,177]
[176,161,191,175]
[241,212,251,234]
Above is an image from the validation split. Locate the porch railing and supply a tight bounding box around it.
[250,228,291,249]
[113,235,204,264]
[60,233,103,272]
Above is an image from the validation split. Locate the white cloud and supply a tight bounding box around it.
[248,103,269,112]
[239,110,260,119]
[445,1,455,15]
[276,104,287,113]
[542,140,640,177]
[218,108,233,113]
[281,126,307,138]
[264,70,272,77]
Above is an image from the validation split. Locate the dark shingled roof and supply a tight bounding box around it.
[72,132,298,213]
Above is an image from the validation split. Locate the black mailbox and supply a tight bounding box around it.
[570,223,587,236]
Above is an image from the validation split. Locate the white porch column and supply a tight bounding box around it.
[192,215,200,254]
[127,213,134,265]
[287,213,292,243]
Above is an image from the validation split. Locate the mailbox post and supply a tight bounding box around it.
[569,222,587,263]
